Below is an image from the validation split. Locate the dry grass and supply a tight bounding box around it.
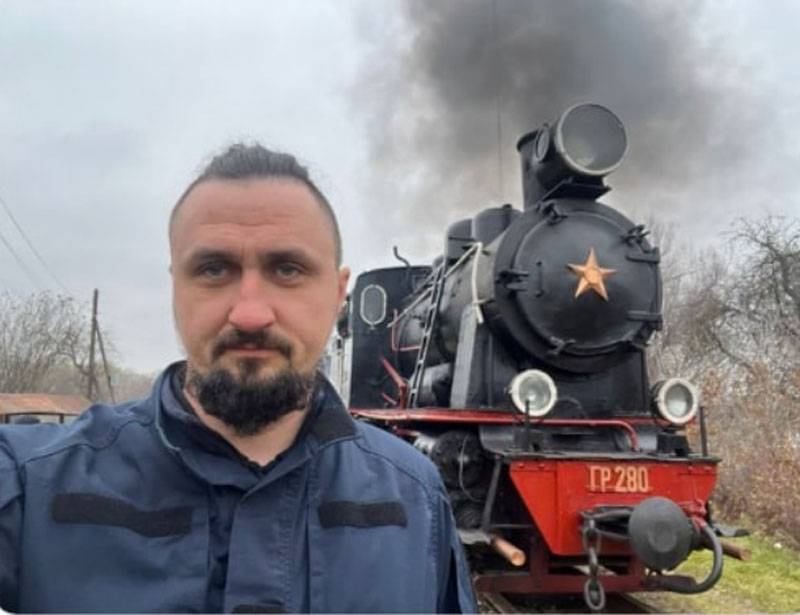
[639,530,800,613]
[641,366,800,612]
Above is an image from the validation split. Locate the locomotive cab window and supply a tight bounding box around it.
[359,284,387,326]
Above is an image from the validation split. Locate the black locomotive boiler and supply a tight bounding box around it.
[329,104,741,610]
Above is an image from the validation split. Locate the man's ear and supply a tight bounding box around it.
[337,267,351,305]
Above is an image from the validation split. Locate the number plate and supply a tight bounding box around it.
[587,464,652,494]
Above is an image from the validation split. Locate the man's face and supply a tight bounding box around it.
[170,178,349,392]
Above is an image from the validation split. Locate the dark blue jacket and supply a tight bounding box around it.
[0,363,476,613]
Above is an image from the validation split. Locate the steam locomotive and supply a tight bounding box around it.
[329,104,738,610]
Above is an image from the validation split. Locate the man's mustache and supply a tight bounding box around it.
[212,329,293,361]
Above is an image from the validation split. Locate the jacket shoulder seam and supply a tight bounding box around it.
[350,431,441,499]
[17,413,152,467]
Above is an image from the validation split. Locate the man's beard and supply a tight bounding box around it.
[187,329,316,436]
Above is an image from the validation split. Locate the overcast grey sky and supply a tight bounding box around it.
[1,1,799,373]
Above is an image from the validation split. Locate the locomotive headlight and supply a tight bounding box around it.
[652,378,700,425]
[510,370,557,417]
[554,103,627,176]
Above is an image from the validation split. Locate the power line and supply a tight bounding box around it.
[0,226,44,290]
[0,194,69,293]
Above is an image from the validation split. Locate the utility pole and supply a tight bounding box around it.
[87,289,98,400]
[96,326,116,403]
[86,288,116,403]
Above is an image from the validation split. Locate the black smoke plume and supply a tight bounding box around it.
[354,1,763,261]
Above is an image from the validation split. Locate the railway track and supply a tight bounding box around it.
[479,591,660,613]
[603,594,661,613]
[480,592,520,613]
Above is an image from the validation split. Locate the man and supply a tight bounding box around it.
[0,145,477,613]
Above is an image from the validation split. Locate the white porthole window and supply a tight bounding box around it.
[360,284,387,326]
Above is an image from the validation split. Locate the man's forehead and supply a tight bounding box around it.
[169,175,341,266]
[174,178,322,228]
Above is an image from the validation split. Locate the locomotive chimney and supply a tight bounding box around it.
[517,103,627,210]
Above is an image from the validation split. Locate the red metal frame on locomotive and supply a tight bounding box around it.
[352,405,717,594]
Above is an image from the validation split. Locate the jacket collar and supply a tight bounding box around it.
[308,376,358,446]
[151,361,357,488]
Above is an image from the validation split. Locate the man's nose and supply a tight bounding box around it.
[227,271,277,332]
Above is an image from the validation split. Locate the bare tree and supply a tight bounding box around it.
[0,292,86,393]
[643,214,725,381]
[729,215,800,351]
[647,213,800,540]
[650,214,799,386]
[59,311,116,400]
[700,216,800,406]
[0,290,154,403]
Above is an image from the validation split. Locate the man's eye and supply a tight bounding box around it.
[199,262,230,279]
[275,262,303,280]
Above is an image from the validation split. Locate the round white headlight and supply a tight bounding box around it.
[652,378,700,425]
[509,369,557,417]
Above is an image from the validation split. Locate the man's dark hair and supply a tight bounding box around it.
[170,143,342,265]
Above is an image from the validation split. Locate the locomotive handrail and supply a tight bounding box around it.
[387,242,482,328]
[389,309,421,352]
[350,408,642,452]
[532,418,641,452]
[385,276,434,328]
[470,241,486,324]
[378,357,408,408]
